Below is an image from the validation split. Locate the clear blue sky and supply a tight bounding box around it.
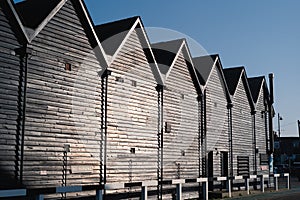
[13,0,300,137]
[85,0,299,137]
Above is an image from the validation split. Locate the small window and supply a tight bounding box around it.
[130,148,135,154]
[181,94,184,99]
[65,63,71,71]
[165,122,171,133]
[131,80,137,87]
[181,150,185,156]
[116,77,124,83]
[214,102,218,107]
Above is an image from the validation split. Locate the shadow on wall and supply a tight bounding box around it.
[0,167,23,189]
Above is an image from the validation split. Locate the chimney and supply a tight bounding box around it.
[298,120,300,139]
[268,73,274,154]
[269,73,274,104]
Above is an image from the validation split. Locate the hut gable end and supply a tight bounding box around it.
[21,0,103,187]
[105,28,158,184]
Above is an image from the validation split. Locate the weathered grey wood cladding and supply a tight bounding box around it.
[248,77,269,175]
[162,51,199,180]
[21,1,103,188]
[0,1,274,198]
[0,2,24,188]
[105,29,158,184]
[231,75,254,176]
[205,65,229,178]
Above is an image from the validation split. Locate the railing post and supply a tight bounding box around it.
[284,173,290,189]
[197,178,208,200]
[172,179,185,200]
[260,175,264,193]
[96,190,104,200]
[141,186,147,200]
[245,177,250,194]
[274,174,279,191]
[176,183,182,200]
[227,178,231,198]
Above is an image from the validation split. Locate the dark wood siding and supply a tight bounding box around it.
[106,29,158,184]
[205,66,229,178]
[163,51,199,180]
[22,1,103,188]
[0,5,22,187]
[232,79,253,176]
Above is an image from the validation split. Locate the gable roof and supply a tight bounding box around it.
[192,54,217,86]
[248,76,264,104]
[150,39,202,95]
[12,0,108,69]
[151,39,184,75]
[0,0,28,43]
[223,67,244,95]
[223,66,255,111]
[95,16,138,57]
[95,16,164,85]
[193,54,232,104]
[14,0,67,41]
[14,0,61,29]
[248,76,270,106]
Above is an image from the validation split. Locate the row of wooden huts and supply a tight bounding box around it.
[0,0,275,199]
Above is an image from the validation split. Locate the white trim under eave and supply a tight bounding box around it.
[28,0,68,43]
[232,68,244,96]
[78,0,108,70]
[136,18,164,86]
[181,40,203,93]
[203,55,218,89]
[164,40,184,81]
[6,0,30,42]
[107,18,139,66]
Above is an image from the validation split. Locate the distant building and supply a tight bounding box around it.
[274,137,300,165]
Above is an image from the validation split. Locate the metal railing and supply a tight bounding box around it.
[0,173,290,200]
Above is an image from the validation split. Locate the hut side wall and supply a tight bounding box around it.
[255,87,269,175]
[0,5,22,188]
[22,1,102,188]
[205,66,229,178]
[232,79,253,176]
[163,51,199,180]
[106,29,158,184]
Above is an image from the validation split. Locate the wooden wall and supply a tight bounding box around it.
[162,51,199,181]
[232,79,253,176]
[106,29,158,184]
[205,66,229,178]
[22,1,102,188]
[0,4,22,188]
[255,84,269,175]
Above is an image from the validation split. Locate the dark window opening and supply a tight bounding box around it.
[116,77,124,83]
[165,122,171,133]
[181,150,185,156]
[131,80,137,87]
[65,63,71,71]
[130,148,135,154]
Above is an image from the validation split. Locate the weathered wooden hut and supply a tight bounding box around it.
[151,39,201,198]
[12,0,108,190]
[223,67,255,176]
[0,0,28,189]
[193,55,232,181]
[94,17,163,187]
[248,76,270,175]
